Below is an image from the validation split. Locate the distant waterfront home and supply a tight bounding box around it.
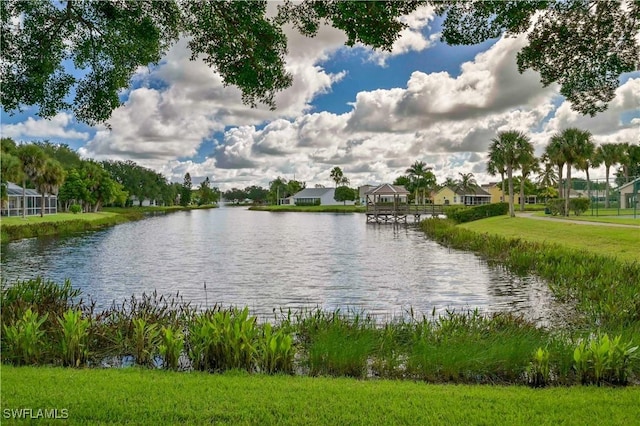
[292,187,354,206]
[129,196,161,207]
[433,186,491,206]
[481,183,504,203]
[618,177,640,209]
[1,182,58,217]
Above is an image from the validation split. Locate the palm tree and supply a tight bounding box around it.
[329,166,344,188]
[518,152,539,211]
[487,154,506,200]
[576,138,598,202]
[17,144,47,218]
[596,143,623,208]
[488,130,534,217]
[536,155,558,202]
[544,136,566,199]
[456,172,477,205]
[34,158,66,217]
[406,161,432,204]
[551,128,593,216]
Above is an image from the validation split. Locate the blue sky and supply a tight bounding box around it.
[2,6,639,189]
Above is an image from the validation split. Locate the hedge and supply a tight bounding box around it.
[445,202,509,223]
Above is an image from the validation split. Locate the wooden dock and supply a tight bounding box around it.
[365,204,445,224]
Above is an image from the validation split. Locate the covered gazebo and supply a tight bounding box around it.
[365,184,410,223]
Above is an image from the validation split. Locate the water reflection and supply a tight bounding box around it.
[1,208,566,324]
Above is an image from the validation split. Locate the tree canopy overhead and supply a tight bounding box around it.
[2,0,638,125]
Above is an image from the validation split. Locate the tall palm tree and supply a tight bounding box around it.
[489,130,534,217]
[329,166,344,188]
[536,155,558,201]
[487,155,506,199]
[456,172,477,205]
[17,144,47,218]
[596,143,623,208]
[34,158,66,217]
[576,138,598,202]
[551,128,593,216]
[545,136,566,198]
[518,152,539,211]
[406,161,432,204]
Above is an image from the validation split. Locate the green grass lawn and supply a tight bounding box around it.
[0,211,120,226]
[2,366,638,425]
[460,216,640,263]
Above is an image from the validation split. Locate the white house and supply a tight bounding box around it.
[1,182,58,216]
[291,187,354,206]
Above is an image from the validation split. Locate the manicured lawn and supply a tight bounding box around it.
[460,216,640,263]
[0,211,119,225]
[2,366,639,425]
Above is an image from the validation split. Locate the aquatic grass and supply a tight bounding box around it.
[158,325,185,371]
[1,277,80,327]
[57,309,90,367]
[132,318,161,367]
[258,323,294,374]
[573,333,639,386]
[1,278,637,386]
[420,218,640,328]
[1,308,48,365]
[187,307,260,372]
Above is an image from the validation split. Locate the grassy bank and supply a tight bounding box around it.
[461,216,639,263]
[249,205,365,213]
[0,205,216,243]
[421,218,640,330]
[2,366,638,425]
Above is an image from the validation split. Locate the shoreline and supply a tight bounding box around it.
[0,205,218,243]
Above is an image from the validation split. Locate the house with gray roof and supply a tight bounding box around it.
[292,187,354,206]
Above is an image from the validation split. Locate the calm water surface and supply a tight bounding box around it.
[1,207,563,323]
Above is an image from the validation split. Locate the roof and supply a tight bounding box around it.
[4,182,42,197]
[292,187,333,198]
[617,177,640,192]
[366,184,409,195]
[439,185,491,197]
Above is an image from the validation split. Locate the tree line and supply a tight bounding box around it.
[0,138,220,216]
[488,129,639,217]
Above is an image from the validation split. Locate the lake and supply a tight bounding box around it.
[0,207,564,324]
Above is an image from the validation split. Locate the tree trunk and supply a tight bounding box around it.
[565,164,572,216]
[508,165,515,217]
[605,166,611,208]
[500,172,505,201]
[557,164,564,197]
[41,193,45,217]
[520,178,525,212]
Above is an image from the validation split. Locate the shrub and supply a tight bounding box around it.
[258,323,294,374]
[70,204,82,214]
[569,198,590,215]
[446,203,508,223]
[546,199,566,216]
